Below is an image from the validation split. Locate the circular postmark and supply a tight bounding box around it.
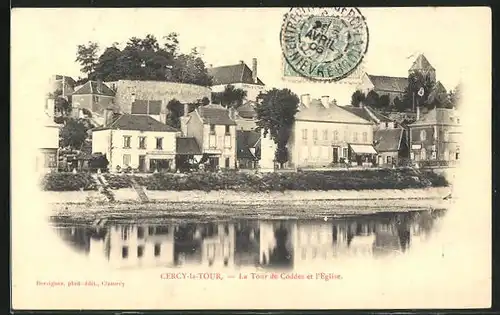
[280,7,369,82]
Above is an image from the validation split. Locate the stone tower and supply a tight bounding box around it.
[408,54,436,83]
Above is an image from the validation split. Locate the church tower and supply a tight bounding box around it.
[408,54,436,83]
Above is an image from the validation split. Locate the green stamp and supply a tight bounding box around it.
[280,7,369,82]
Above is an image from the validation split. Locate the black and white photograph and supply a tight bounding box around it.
[11,7,491,310]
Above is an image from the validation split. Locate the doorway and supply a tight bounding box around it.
[209,157,219,171]
[138,155,146,172]
[332,147,339,163]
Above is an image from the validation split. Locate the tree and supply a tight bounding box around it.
[212,85,247,108]
[255,88,299,167]
[448,83,462,108]
[80,34,212,86]
[377,94,390,109]
[75,41,99,75]
[365,90,380,108]
[350,90,366,107]
[60,118,89,149]
[402,72,435,111]
[165,99,183,129]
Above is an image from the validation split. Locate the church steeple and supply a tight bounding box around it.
[409,54,436,83]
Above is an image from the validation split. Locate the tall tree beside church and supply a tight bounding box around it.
[255,88,299,167]
[448,83,462,108]
[402,72,435,110]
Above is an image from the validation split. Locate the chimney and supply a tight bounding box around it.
[332,99,338,107]
[252,58,258,84]
[321,95,330,108]
[239,60,245,64]
[301,94,311,108]
[416,106,420,121]
[183,103,189,117]
[104,107,115,126]
[228,106,237,120]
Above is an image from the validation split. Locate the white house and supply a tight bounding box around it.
[260,95,376,170]
[208,58,266,102]
[36,98,60,173]
[92,111,179,172]
[180,104,237,170]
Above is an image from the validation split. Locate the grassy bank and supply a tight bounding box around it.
[40,169,449,192]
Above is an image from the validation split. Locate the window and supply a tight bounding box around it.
[456,148,460,160]
[121,227,129,240]
[322,129,328,141]
[224,134,231,148]
[137,227,145,239]
[137,246,144,258]
[333,130,339,142]
[156,137,163,150]
[420,130,427,141]
[343,147,348,158]
[138,136,146,149]
[122,246,129,259]
[420,148,427,160]
[210,124,216,133]
[225,125,230,134]
[225,157,230,168]
[44,153,56,168]
[123,154,131,166]
[443,131,449,141]
[431,150,437,159]
[457,118,460,124]
[154,244,161,257]
[209,134,217,148]
[313,129,318,140]
[387,156,392,164]
[93,95,99,103]
[362,132,368,143]
[353,132,358,142]
[302,129,308,140]
[123,136,131,148]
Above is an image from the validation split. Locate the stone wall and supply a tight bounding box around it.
[107,80,212,114]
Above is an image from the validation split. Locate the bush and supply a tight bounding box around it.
[40,169,449,192]
[41,172,96,191]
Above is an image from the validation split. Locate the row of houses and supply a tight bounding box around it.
[40,54,461,173]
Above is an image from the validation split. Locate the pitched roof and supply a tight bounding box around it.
[176,137,202,155]
[367,74,408,93]
[72,81,116,97]
[93,114,178,132]
[409,54,435,72]
[373,128,404,152]
[341,105,392,123]
[208,63,265,86]
[236,101,257,119]
[426,81,450,106]
[236,130,261,160]
[54,75,76,87]
[195,104,237,125]
[410,108,460,126]
[296,99,373,124]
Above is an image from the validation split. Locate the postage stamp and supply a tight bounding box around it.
[280,7,369,82]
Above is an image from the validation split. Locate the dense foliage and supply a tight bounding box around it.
[41,169,449,192]
[255,88,300,166]
[75,34,212,87]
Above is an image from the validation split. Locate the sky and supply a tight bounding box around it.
[12,7,489,104]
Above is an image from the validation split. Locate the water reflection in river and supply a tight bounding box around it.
[51,209,446,271]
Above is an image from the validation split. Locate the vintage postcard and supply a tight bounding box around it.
[11,7,491,310]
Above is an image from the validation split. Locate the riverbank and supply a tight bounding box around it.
[47,187,453,221]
